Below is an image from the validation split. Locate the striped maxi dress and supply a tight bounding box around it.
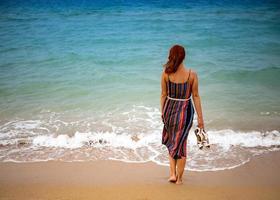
[161,69,195,159]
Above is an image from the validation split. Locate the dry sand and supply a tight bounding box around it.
[1,151,280,200]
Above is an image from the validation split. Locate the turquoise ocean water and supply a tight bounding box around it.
[0,0,280,171]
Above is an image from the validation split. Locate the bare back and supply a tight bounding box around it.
[165,66,193,86]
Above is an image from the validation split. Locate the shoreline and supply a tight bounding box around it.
[1,151,280,199]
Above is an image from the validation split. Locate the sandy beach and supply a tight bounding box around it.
[0,151,280,200]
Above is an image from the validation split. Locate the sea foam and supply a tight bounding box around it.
[1,105,280,171]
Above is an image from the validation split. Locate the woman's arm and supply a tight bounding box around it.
[160,71,167,115]
[191,71,205,129]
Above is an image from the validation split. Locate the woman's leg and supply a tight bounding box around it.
[168,154,177,182]
[176,156,186,184]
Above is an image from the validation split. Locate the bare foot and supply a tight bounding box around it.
[175,178,183,185]
[168,175,177,182]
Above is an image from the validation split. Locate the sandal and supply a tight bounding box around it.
[194,127,210,149]
[194,127,204,149]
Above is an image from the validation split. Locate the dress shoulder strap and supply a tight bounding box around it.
[187,68,191,82]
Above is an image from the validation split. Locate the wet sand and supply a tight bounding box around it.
[1,151,280,200]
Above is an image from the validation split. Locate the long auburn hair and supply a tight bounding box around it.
[163,45,185,74]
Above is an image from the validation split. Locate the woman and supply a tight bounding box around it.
[160,44,205,185]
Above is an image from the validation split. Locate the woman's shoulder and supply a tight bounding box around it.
[188,68,197,74]
[188,68,198,83]
[161,69,169,81]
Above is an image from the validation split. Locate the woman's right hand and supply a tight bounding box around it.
[197,118,204,130]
